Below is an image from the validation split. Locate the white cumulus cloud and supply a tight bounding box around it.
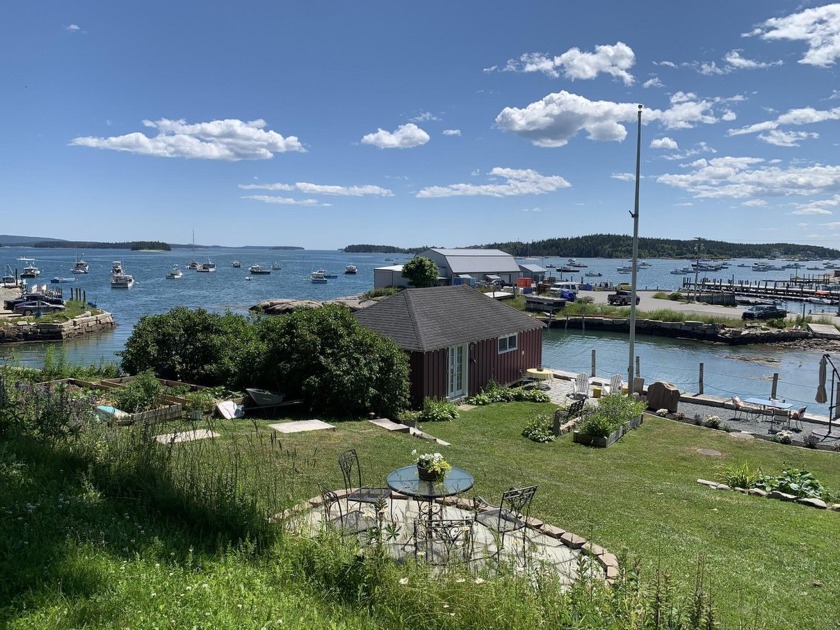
[361,123,429,149]
[71,118,304,160]
[495,90,716,147]
[650,137,679,150]
[442,129,461,136]
[792,194,840,215]
[729,105,840,136]
[758,129,819,147]
[239,182,392,196]
[500,42,636,85]
[417,167,570,198]
[741,199,767,207]
[747,3,840,67]
[65,24,80,32]
[241,195,321,206]
[657,156,840,199]
[643,77,663,88]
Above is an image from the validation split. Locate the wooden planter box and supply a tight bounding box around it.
[573,415,644,448]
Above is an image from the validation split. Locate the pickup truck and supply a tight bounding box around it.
[607,290,640,306]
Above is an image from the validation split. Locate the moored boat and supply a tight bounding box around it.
[271,262,282,270]
[249,264,270,274]
[20,262,40,278]
[50,276,76,284]
[110,261,135,288]
[71,255,89,274]
[344,264,357,274]
[166,265,183,279]
[232,260,241,268]
[310,270,328,284]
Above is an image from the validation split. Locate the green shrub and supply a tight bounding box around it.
[755,467,827,499]
[465,381,550,405]
[766,318,787,329]
[362,286,402,299]
[721,462,761,489]
[703,415,721,429]
[245,305,410,418]
[578,394,645,437]
[419,397,459,422]
[668,291,684,301]
[522,413,556,442]
[652,291,668,299]
[112,371,165,413]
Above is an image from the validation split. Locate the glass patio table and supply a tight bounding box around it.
[386,465,474,502]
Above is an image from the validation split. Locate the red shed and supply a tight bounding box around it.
[355,285,544,407]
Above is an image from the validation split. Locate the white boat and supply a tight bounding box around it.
[271,262,282,270]
[50,276,76,284]
[344,264,357,274]
[314,268,338,279]
[616,265,633,273]
[584,271,602,277]
[2,274,19,288]
[310,270,328,284]
[670,267,693,275]
[71,255,89,274]
[166,265,183,279]
[20,262,40,278]
[232,260,241,268]
[249,264,270,274]
[110,261,135,288]
[196,261,216,272]
[567,258,587,268]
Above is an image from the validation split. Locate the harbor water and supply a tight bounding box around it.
[1,249,833,415]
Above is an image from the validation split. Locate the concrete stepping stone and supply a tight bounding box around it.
[155,429,219,444]
[270,419,335,434]
[368,418,410,432]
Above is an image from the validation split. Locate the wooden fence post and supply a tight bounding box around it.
[699,363,704,395]
[771,373,779,399]
[591,350,596,378]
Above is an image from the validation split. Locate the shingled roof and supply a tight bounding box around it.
[354,285,543,352]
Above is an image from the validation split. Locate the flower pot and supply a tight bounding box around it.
[417,465,441,482]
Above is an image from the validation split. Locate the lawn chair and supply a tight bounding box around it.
[414,516,475,566]
[605,374,623,395]
[731,396,760,421]
[770,410,790,433]
[474,485,537,566]
[338,449,392,514]
[567,373,590,401]
[320,484,377,539]
[790,406,806,431]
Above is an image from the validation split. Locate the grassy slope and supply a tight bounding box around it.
[3,404,839,628]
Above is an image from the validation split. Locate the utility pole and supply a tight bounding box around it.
[627,105,642,396]
[692,237,702,303]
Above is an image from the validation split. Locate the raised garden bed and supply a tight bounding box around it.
[573,414,644,448]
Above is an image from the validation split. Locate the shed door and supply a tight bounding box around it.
[448,344,467,399]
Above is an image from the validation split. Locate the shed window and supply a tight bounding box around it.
[498,333,517,354]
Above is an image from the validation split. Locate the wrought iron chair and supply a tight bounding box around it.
[319,484,377,539]
[413,516,475,566]
[338,449,392,513]
[474,485,537,565]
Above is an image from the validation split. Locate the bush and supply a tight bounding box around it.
[120,308,254,386]
[244,305,409,418]
[419,397,459,422]
[464,381,550,405]
[755,467,827,499]
[578,393,645,437]
[721,462,760,489]
[522,413,555,442]
[703,415,721,429]
[112,371,165,413]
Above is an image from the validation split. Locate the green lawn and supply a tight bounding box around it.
[3,403,839,628]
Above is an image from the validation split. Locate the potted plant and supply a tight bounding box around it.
[413,451,452,482]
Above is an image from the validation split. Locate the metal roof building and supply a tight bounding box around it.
[419,248,521,285]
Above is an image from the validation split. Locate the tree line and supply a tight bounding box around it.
[13,240,171,251]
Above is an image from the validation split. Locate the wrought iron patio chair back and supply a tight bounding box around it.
[414,517,474,566]
[499,485,537,527]
[338,448,363,492]
[319,484,345,526]
[319,483,375,537]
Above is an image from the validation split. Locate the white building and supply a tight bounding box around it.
[373,248,521,289]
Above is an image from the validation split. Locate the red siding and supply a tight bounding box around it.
[407,328,543,407]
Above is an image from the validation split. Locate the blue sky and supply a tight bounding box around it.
[2,1,840,250]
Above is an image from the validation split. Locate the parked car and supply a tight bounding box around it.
[13,300,67,316]
[607,290,640,306]
[741,304,787,320]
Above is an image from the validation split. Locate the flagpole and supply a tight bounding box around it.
[627,104,642,396]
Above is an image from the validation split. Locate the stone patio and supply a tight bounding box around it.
[285,491,614,583]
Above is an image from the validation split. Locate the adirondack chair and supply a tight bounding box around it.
[567,373,590,400]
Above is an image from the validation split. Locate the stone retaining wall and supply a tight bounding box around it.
[0,311,115,343]
[547,315,811,345]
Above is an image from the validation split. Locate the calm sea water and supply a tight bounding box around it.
[2,248,832,415]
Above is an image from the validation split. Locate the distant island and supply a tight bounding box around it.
[0,238,171,252]
[345,235,840,259]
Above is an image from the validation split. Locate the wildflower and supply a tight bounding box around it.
[399,577,409,585]
[455,578,466,583]
[473,577,485,584]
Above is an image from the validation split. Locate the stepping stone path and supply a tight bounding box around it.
[155,429,219,444]
[269,419,335,434]
[367,418,410,432]
[696,448,722,457]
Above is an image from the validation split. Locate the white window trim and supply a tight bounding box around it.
[498,333,517,354]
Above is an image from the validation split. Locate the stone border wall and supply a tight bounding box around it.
[0,311,115,343]
[546,316,811,345]
[697,479,840,512]
[276,489,620,582]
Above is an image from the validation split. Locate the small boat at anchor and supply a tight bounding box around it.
[584,271,602,277]
[71,255,89,274]
[249,264,270,275]
[271,262,282,270]
[50,276,76,284]
[344,264,357,274]
[310,270,328,284]
[110,261,135,288]
[232,260,241,268]
[166,265,183,279]
[20,261,41,278]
